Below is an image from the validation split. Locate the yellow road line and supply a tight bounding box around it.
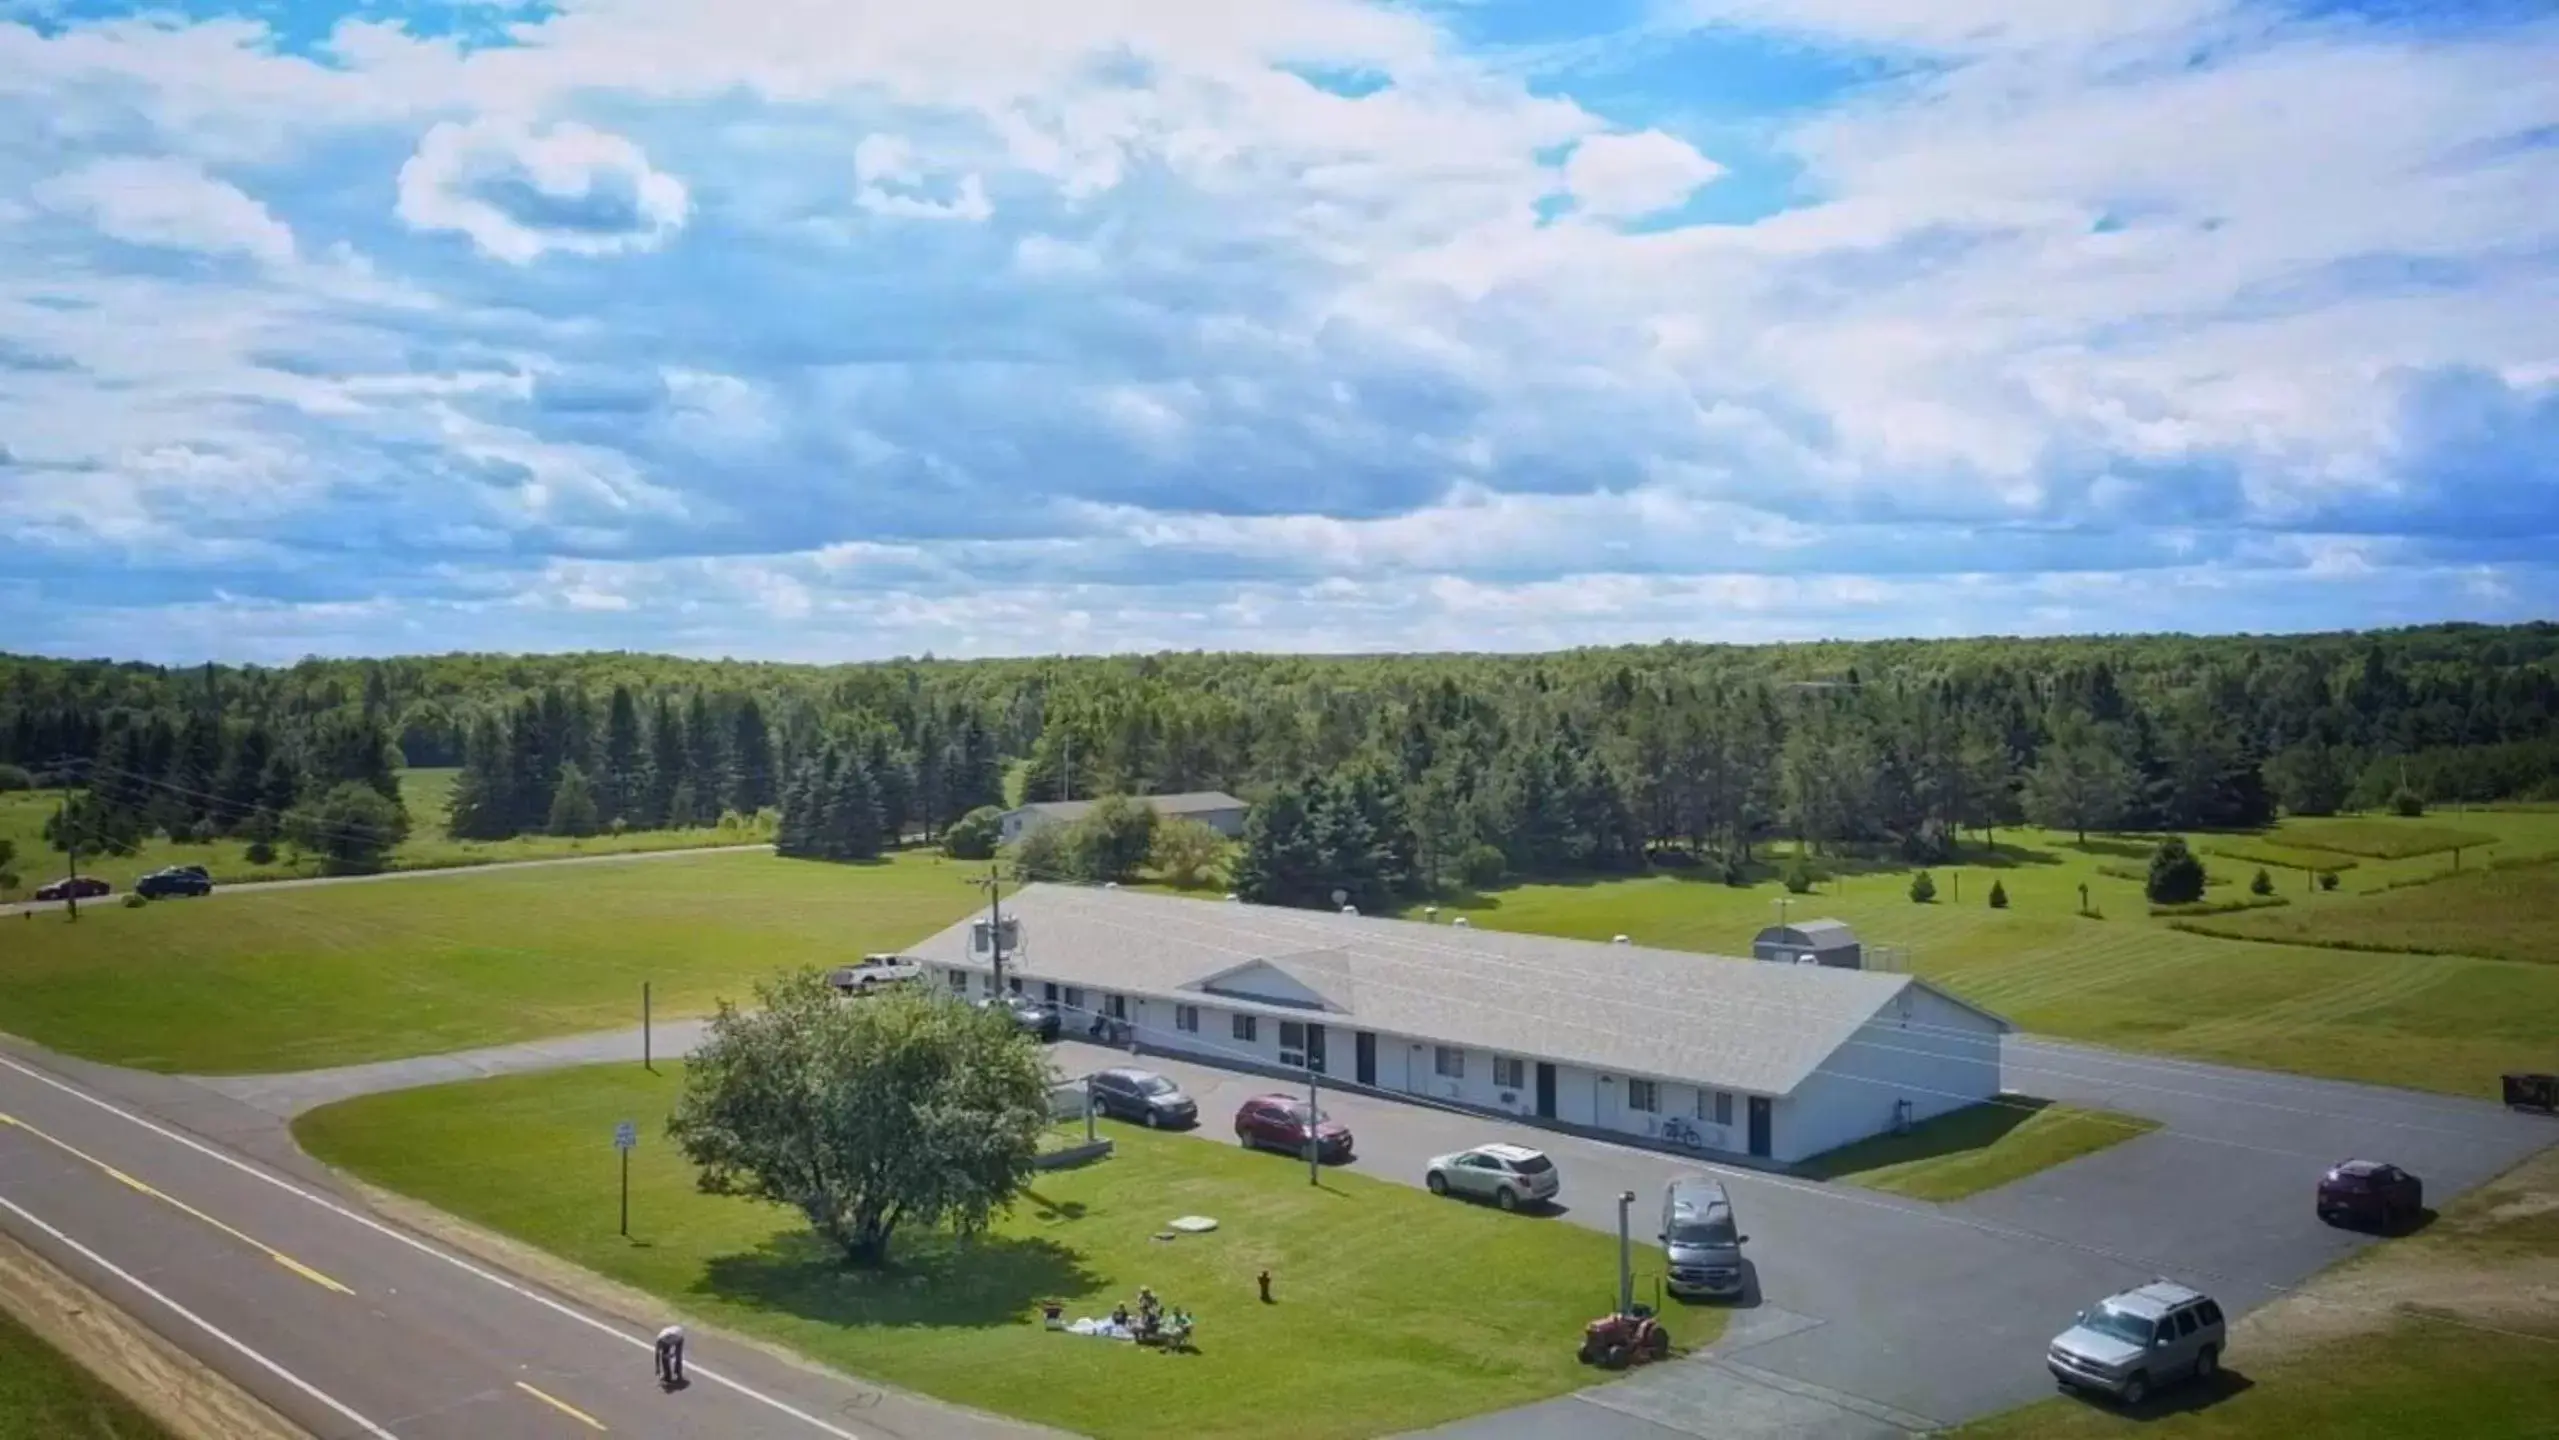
[0,1110,354,1296]
[515,1381,609,1431]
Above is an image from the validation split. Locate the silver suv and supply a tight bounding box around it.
[2047,1280,2226,1406]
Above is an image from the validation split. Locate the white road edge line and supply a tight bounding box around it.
[0,1192,399,1440]
[0,1053,868,1440]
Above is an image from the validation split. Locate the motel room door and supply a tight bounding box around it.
[1354,1031,1377,1087]
[1747,1096,1773,1157]
[1534,1063,1558,1119]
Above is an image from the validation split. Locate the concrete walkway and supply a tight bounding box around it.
[193,1022,721,1118]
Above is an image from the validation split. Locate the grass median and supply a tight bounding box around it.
[297,1062,1716,1440]
[0,1310,171,1440]
[1798,1099,2160,1201]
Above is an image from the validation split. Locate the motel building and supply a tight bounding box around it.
[908,884,2011,1167]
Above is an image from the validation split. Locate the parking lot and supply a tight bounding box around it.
[1050,1035,2559,1438]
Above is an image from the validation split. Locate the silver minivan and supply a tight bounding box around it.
[1660,1176,1748,1299]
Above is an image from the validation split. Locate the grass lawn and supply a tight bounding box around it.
[2180,860,2559,967]
[0,848,984,1073]
[2198,839,2356,874]
[1797,1099,2159,1201]
[1948,1140,2559,1440]
[2275,817,2500,861]
[0,1310,171,1440]
[296,1064,1711,1440]
[0,770,771,899]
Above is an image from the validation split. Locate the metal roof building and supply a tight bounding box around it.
[998,791,1249,843]
[909,885,2008,1167]
[1753,919,1865,970]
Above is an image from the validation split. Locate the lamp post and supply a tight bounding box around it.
[1615,1190,1637,1317]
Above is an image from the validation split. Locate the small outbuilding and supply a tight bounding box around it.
[1753,919,1863,971]
[1000,791,1249,845]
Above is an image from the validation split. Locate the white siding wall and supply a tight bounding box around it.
[1772,987,2003,1165]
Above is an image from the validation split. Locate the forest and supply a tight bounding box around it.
[3,623,2556,886]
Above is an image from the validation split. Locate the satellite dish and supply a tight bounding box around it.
[1330,888,1348,907]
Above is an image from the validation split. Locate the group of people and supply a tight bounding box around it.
[1108,1287,1194,1348]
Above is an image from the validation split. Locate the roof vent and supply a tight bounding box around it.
[1103,881,1119,890]
[1424,906,1440,922]
[1452,917,1471,929]
[1612,934,1630,945]
[1340,905,1359,916]
[1224,892,1240,902]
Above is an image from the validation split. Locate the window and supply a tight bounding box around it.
[1434,1046,1466,1080]
[1493,1056,1524,1090]
[1714,1091,1734,1126]
[2196,1300,2224,1326]
[1278,1021,1308,1067]
[945,969,968,993]
[1627,1078,1659,1113]
[2173,1309,2198,1339]
[1232,1014,1258,1043]
[1062,987,1085,1014]
[1176,1005,1200,1033]
[1104,994,1128,1021]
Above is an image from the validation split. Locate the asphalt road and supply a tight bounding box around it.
[0,1043,1055,1440]
[0,842,776,917]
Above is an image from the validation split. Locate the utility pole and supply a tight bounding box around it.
[643,982,654,1073]
[55,794,82,923]
[1615,1190,1637,1317]
[973,864,1009,997]
[1306,1067,1322,1188]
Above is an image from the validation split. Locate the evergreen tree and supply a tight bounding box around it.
[2145,836,2207,905]
[945,714,1004,816]
[2022,716,2137,843]
[307,711,401,803]
[865,732,912,845]
[729,698,777,816]
[255,749,302,826]
[826,747,884,860]
[446,714,519,840]
[1232,781,1324,907]
[547,762,600,837]
[600,685,645,826]
[642,697,686,829]
[775,752,827,858]
[685,694,725,819]
[215,722,276,834]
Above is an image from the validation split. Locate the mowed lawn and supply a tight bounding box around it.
[2181,860,2559,967]
[0,769,769,898]
[1430,812,2559,1099]
[0,849,984,1073]
[296,1064,1703,1440]
[1798,1099,2159,1202]
[0,1310,171,1440]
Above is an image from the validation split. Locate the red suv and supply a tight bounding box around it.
[1234,1094,1354,1163]
[2317,1159,2423,1230]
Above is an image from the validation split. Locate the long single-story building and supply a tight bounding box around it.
[907,885,2010,1167]
[998,791,1250,845]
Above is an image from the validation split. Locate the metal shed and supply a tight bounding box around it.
[1752,919,1863,970]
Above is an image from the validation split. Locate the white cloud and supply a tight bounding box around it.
[33,157,296,264]
[396,118,690,263]
[1563,129,1725,220]
[1671,0,2229,55]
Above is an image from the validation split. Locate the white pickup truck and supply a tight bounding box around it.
[826,954,924,996]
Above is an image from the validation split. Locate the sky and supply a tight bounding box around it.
[1,0,2554,664]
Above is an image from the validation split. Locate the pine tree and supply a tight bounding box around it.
[728,698,776,816]
[547,762,600,837]
[641,697,685,829]
[685,694,724,819]
[446,714,519,840]
[865,732,911,846]
[600,685,644,827]
[215,722,276,835]
[775,752,825,858]
[827,748,883,860]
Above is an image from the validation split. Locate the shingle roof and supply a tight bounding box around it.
[1012,791,1247,822]
[1756,919,1859,949]
[910,885,2007,1097]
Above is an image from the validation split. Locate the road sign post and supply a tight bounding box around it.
[614,1120,638,1237]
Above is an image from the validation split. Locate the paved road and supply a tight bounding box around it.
[1,843,775,917]
[0,1041,1058,1440]
[193,1024,2559,1439]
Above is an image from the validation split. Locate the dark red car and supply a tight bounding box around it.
[1234,1094,1354,1163]
[34,876,111,903]
[2317,1159,2423,1230]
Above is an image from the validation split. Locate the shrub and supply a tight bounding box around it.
[245,839,277,866]
[2391,787,2427,818]
[1908,870,1937,903]
[0,762,33,791]
[121,892,149,908]
[2145,837,2207,906]
[2318,870,2340,891]
[1782,857,1816,895]
[1720,855,1747,887]
[1988,879,2008,909]
[2250,867,2275,897]
[942,805,1005,860]
[1148,816,1227,888]
[1011,823,1070,882]
[1459,842,1508,890]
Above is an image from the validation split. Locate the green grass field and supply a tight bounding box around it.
[0,849,985,1073]
[1798,1099,2159,1201]
[0,769,770,898]
[0,1310,170,1440]
[296,1064,1709,1440]
[2177,860,2559,967]
[2274,817,2499,860]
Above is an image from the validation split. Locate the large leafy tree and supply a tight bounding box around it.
[668,974,1051,1267]
[1064,794,1158,883]
[2021,716,2137,844]
[283,782,412,875]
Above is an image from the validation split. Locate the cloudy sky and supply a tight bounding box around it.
[2,0,2554,663]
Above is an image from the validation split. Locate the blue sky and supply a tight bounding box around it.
[1,0,2554,663]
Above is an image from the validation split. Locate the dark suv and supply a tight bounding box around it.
[2317,1159,2423,1230]
[1087,1068,1198,1128]
[1234,1094,1353,1163]
[136,865,213,899]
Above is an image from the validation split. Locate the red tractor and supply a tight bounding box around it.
[1577,1307,1671,1369]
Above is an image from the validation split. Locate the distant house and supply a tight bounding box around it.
[999,791,1250,845]
[1752,919,1863,971]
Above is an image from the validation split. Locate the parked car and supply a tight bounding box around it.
[34,876,111,903]
[2317,1159,2424,1230]
[2047,1281,2226,1407]
[1660,1175,1748,1299]
[982,994,1061,1042]
[1424,1143,1560,1211]
[1233,1093,1354,1162]
[135,865,213,899]
[1087,1068,1199,1128]
[826,954,922,996]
